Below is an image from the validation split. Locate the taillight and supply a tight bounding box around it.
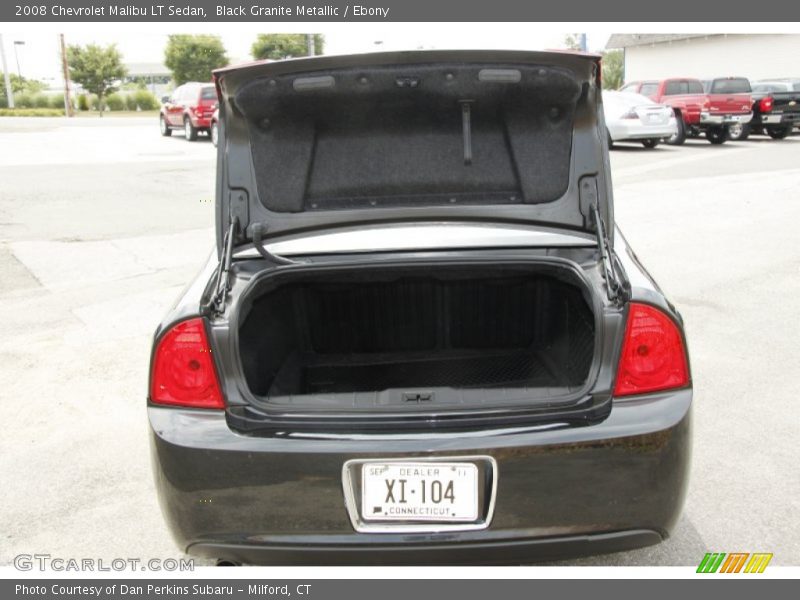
[621,108,638,119]
[758,96,773,113]
[150,318,224,409]
[614,303,689,397]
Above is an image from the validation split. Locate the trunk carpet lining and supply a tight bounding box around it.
[239,269,595,401]
[280,349,559,395]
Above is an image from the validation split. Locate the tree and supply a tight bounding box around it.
[251,34,325,60]
[66,44,126,115]
[1,73,46,105]
[164,35,228,85]
[4,73,46,95]
[563,34,582,51]
[601,49,624,90]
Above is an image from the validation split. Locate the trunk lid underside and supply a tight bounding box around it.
[213,50,609,252]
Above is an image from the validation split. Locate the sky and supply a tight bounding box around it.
[0,24,611,85]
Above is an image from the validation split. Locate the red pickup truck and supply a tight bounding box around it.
[620,77,753,145]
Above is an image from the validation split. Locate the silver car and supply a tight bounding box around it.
[604,91,677,149]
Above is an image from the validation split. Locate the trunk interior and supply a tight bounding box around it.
[237,264,596,410]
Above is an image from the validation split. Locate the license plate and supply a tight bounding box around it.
[361,462,479,522]
[647,114,663,123]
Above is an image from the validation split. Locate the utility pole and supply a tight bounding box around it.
[13,40,25,78]
[306,34,316,57]
[0,34,13,109]
[59,34,74,117]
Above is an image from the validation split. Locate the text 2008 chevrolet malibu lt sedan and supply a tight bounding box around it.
[148,50,692,565]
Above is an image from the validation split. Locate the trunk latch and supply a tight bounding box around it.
[402,391,434,403]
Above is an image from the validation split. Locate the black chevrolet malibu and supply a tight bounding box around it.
[148,50,691,565]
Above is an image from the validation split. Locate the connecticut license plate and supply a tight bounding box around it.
[361,462,479,522]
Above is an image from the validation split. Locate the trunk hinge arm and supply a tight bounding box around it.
[591,202,622,304]
[205,219,303,316]
[581,176,623,304]
[207,216,238,315]
[251,222,304,266]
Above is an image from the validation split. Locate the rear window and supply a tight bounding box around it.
[200,87,217,100]
[687,81,704,94]
[639,82,659,96]
[753,83,785,93]
[709,78,751,94]
[664,81,688,96]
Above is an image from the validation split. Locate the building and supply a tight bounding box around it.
[123,62,172,97]
[606,34,800,84]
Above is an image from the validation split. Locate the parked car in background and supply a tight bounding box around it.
[700,78,754,142]
[621,77,752,145]
[148,50,692,566]
[620,78,703,145]
[603,91,677,148]
[160,82,218,141]
[733,79,800,140]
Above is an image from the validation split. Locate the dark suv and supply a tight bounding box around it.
[148,50,692,565]
[159,82,217,141]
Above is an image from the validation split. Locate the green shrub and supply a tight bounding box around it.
[0,108,65,117]
[49,95,66,109]
[0,95,7,109]
[33,94,51,109]
[14,93,35,108]
[105,93,125,111]
[129,90,159,111]
[77,94,89,111]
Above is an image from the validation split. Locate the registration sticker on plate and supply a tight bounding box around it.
[361,462,479,522]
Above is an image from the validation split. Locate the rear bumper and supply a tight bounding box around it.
[149,389,692,565]
[753,112,798,126]
[188,530,663,565]
[190,115,212,129]
[699,111,753,126]
[608,120,677,141]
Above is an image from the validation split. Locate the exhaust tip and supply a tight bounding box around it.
[215,559,242,567]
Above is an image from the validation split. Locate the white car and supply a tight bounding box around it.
[604,91,678,149]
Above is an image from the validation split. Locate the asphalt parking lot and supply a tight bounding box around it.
[1,118,798,566]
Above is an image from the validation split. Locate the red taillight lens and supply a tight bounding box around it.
[150,318,224,409]
[614,303,689,397]
[758,96,773,113]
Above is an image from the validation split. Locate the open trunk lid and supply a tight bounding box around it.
[212,50,611,254]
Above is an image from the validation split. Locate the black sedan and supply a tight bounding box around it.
[148,50,692,565]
